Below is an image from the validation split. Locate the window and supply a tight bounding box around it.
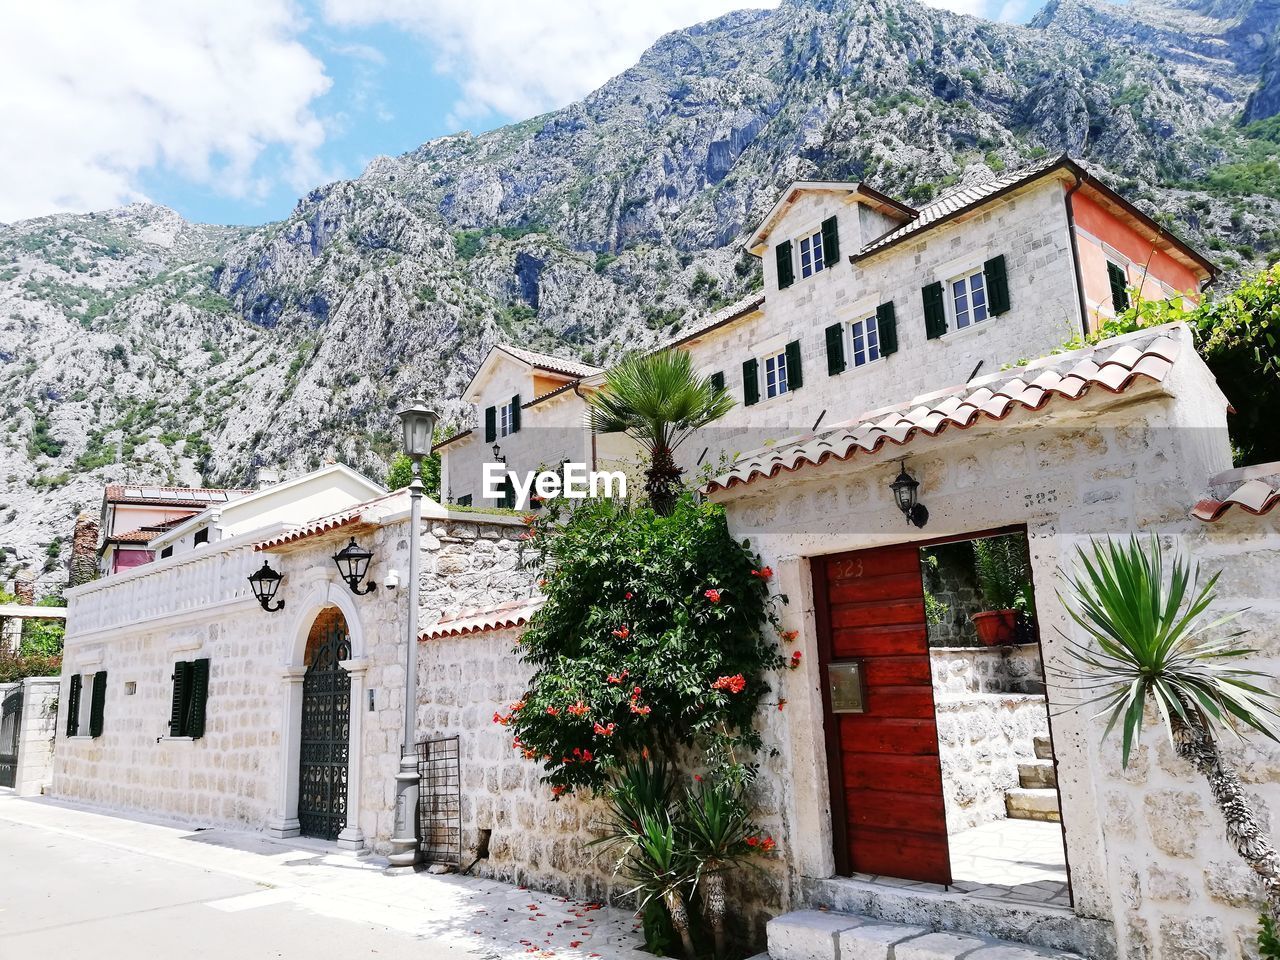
[194,528,209,547]
[487,395,521,442]
[65,671,106,737]
[850,314,881,367]
[499,400,514,437]
[949,268,989,330]
[160,545,173,559]
[1107,260,1130,313]
[456,494,473,507]
[764,350,789,399]
[798,229,825,279]
[169,658,210,739]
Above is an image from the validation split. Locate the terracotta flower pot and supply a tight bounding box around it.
[971,609,1018,646]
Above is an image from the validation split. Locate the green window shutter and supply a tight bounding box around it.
[821,216,840,263]
[483,406,497,444]
[510,396,521,433]
[499,476,516,509]
[922,282,947,340]
[66,674,82,737]
[825,323,846,376]
[877,302,899,357]
[984,254,1010,315]
[785,340,803,391]
[775,241,794,290]
[89,670,107,738]
[742,358,760,406]
[1108,261,1130,313]
[170,661,191,738]
[709,371,725,393]
[187,659,210,740]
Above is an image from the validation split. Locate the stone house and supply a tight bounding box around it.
[437,154,1214,508]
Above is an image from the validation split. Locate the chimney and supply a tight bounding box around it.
[257,467,281,490]
[69,510,101,587]
[13,574,34,605]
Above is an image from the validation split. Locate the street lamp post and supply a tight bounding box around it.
[387,400,437,871]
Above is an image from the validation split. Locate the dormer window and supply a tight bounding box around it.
[799,230,825,278]
[484,395,522,444]
[775,216,840,291]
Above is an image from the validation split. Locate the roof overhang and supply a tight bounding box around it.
[463,345,581,403]
[747,181,916,255]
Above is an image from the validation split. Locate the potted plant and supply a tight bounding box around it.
[971,536,1032,645]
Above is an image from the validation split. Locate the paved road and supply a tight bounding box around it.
[0,796,645,960]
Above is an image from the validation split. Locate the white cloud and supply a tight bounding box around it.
[0,0,331,222]
[320,0,782,127]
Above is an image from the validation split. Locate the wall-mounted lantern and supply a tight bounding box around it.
[492,443,504,463]
[333,538,378,595]
[890,464,929,529]
[248,561,285,612]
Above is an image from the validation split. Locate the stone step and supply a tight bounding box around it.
[1006,787,1061,822]
[1033,736,1053,760]
[1017,759,1057,789]
[766,910,1082,960]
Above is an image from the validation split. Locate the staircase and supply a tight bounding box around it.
[766,909,1084,960]
[1005,736,1060,823]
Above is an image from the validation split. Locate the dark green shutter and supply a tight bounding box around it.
[170,661,191,737]
[709,371,725,393]
[510,395,521,433]
[187,659,209,739]
[984,255,1010,315]
[66,674,82,737]
[785,340,803,391]
[484,406,497,444]
[877,302,899,357]
[89,670,107,737]
[500,476,516,509]
[821,216,840,263]
[825,323,846,376]
[1108,262,1130,313]
[742,358,760,406]
[923,282,947,339]
[775,241,794,290]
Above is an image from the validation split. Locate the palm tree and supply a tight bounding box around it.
[587,350,734,514]
[681,779,759,959]
[1060,536,1280,919]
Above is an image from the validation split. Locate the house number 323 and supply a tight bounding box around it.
[1024,490,1058,509]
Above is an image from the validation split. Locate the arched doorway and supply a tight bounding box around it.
[298,606,352,840]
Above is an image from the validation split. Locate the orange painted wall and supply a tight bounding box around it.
[1071,188,1204,331]
[531,373,570,399]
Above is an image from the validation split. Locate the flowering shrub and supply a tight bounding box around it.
[508,496,785,793]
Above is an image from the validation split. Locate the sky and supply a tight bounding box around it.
[0,0,1046,227]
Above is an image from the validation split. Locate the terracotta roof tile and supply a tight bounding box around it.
[107,528,157,544]
[498,344,603,379]
[255,489,408,550]
[702,327,1185,494]
[1192,474,1280,523]
[666,292,766,349]
[420,597,545,640]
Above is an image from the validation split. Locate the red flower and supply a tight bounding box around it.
[625,592,633,600]
[762,836,776,852]
[568,701,589,717]
[611,626,630,639]
[629,702,651,716]
[704,588,722,603]
[746,836,759,847]
[606,669,629,684]
[780,630,799,643]
[551,785,568,798]
[546,706,560,716]
[593,722,616,737]
[694,774,702,782]
[711,674,746,694]
[511,700,526,712]
[751,567,773,580]
[777,698,787,711]
[539,578,549,588]
[789,651,802,670]
[522,514,538,526]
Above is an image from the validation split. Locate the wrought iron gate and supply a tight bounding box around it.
[416,735,461,866]
[298,617,351,840]
[0,687,22,788]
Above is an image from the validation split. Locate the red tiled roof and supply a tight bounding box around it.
[107,528,157,544]
[498,344,603,379]
[702,328,1183,494]
[420,597,544,640]
[104,484,253,506]
[255,489,407,550]
[665,292,766,350]
[1192,475,1280,523]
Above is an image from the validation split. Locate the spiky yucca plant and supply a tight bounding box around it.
[586,351,734,515]
[681,779,758,959]
[1060,536,1280,918]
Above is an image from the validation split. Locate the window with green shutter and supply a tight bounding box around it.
[169,661,191,738]
[484,405,497,444]
[1107,261,1130,313]
[187,659,210,739]
[825,323,846,376]
[510,395,522,434]
[784,340,803,390]
[821,216,840,262]
[499,475,517,509]
[742,358,760,406]
[984,255,1010,315]
[66,673,82,737]
[922,282,947,339]
[709,371,725,393]
[89,670,107,738]
[877,302,898,356]
[775,241,794,290]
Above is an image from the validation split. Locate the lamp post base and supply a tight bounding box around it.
[386,753,419,870]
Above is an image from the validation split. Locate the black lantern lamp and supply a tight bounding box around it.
[334,537,378,595]
[398,400,437,461]
[248,561,285,612]
[492,443,504,462]
[890,464,929,529]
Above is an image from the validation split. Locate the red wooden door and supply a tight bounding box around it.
[814,545,951,885]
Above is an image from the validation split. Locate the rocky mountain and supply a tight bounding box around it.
[1,0,1277,587]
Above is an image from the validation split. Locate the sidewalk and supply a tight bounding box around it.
[0,793,646,960]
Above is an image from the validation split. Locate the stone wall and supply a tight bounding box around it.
[930,645,1045,697]
[13,676,59,796]
[922,541,985,647]
[935,694,1050,832]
